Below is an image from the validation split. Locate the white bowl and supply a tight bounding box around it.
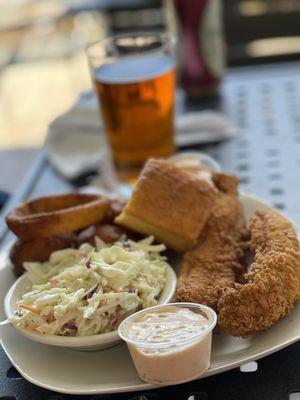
[4,264,177,351]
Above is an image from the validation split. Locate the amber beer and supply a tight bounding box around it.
[94,55,175,183]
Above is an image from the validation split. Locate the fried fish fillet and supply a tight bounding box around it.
[175,173,248,310]
[218,210,300,337]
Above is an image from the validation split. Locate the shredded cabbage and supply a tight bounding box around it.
[9,236,168,337]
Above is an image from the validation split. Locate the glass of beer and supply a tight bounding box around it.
[87,32,176,184]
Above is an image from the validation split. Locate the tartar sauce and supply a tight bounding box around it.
[119,304,216,385]
[125,306,208,346]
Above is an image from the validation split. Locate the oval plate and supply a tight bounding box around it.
[0,193,299,394]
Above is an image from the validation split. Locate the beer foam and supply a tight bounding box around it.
[94,55,174,84]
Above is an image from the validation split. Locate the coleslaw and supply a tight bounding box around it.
[9,236,168,337]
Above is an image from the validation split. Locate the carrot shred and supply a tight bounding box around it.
[19,304,42,314]
[46,313,55,323]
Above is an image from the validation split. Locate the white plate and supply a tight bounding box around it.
[3,264,177,350]
[0,193,299,395]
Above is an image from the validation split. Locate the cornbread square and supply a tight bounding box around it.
[115,159,216,252]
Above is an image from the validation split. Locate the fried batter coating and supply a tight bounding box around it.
[10,233,77,276]
[175,173,248,310]
[218,210,300,337]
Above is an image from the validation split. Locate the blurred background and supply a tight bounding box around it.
[1,0,300,193]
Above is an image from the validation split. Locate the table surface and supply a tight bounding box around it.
[1,61,300,400]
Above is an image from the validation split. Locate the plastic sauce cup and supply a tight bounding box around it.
[118,303,217,385]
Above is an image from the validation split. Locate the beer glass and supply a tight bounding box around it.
[87,32,176,184]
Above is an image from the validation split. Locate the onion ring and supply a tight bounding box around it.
[10,233,77,275]
[76,224,128,246]
[6,193,110,240]
[103,199,126,223]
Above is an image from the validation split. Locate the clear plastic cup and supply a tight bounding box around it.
[118,303,217,385]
